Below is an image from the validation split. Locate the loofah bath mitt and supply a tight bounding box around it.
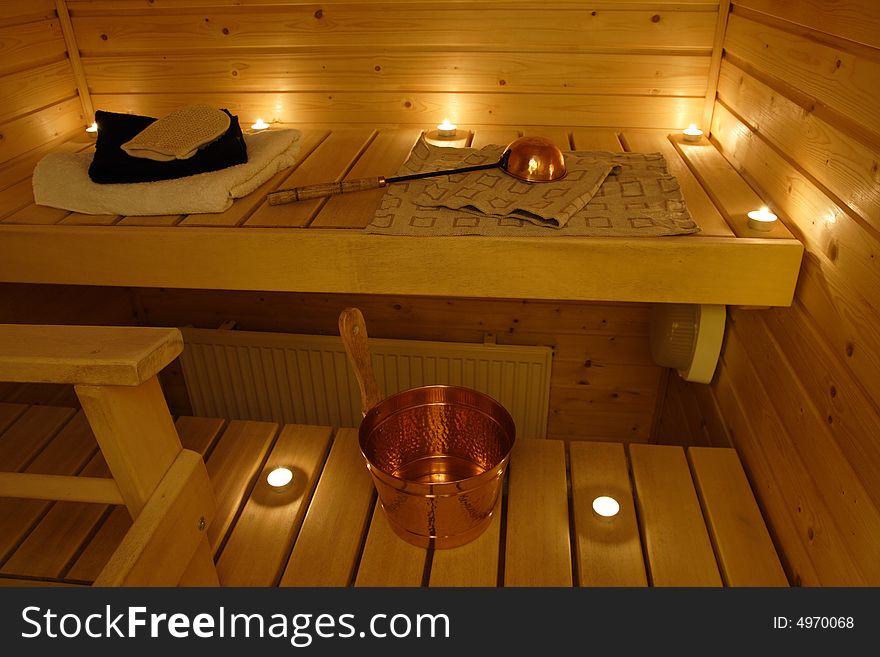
[121,104,231,161]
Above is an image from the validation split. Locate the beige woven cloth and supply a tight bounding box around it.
[367,138,700,237]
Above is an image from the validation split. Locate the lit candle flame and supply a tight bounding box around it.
[438,118,456,131]
[251,118,270,130]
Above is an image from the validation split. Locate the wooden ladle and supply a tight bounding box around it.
[267,136,566,205]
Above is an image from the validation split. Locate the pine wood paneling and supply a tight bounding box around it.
[656,0,880,587]
[723,12,880,141]
[711,103,880,306]
[83,52,711,96]
[88,92,705,130]
[0,18,67,77]
[716,60,880,231]
[0,61,78,125]
[70,8,716,54]
[132,288,664,442]
[0,98,83,166]
[735,0,880,49]
[64,2,717,129]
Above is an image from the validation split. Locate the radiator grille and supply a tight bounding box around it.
[179,328,552,439]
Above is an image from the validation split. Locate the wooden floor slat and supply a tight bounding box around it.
[569,441,647,587]
[688,446,788,586]
[4,452,113,578]
[355,502,427,587]
[629,443,722,586]
[0,405,76,469]
[429,496,502,587]
[0,407,785,587]
[504,439,572,586]
[0,412,97,564]
[217,424,332,586]
[205,419,279,553]
[280,428,374,587]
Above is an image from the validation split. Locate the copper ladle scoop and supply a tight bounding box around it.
[267,135,567,205]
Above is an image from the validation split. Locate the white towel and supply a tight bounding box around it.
[32,129,302,216]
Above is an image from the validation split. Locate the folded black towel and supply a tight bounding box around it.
[88,109,248,184]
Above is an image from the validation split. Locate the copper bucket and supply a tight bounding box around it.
[339,308,515,549]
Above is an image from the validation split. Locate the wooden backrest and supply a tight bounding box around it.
[0,323,218,586]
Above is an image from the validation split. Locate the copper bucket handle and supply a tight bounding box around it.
[338,307,384,416]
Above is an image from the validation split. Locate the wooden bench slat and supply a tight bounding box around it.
[429,496,501,587]
[180,129,331,228]
[569,441,647,587]
[673,135,795,240]
[217,424,332,586]
[629,443,722,586]
[246,129,375,228]
[571,128,623,152]
[310,127,424,228]
[688,446,788,586]
[280,428,374,587]
[204,419,279,553]
[504,438,572,586]
[470,128,519,149]
[354,502,427,587]
[0,324,182,386]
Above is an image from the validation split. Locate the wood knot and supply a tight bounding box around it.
[222,27,229,35]
[100,33,108,41]
[374,65,381,71]
[499,79,506,86]
[314,8,324,19]
[651,14,661,22]
[829,385,837,398]
[845,340,854,357]
[403,100,412,108]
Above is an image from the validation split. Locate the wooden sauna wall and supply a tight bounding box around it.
[0,283,138,404]
[661,0,880,585]
[133,288,667,443]
[63,0,719,129]
[0,2,85,172]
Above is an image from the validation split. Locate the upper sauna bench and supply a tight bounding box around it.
[0,125,803,307]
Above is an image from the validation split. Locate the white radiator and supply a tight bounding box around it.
[179,327,552,439]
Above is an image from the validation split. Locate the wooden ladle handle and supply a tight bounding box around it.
[267,177,387,204]
[338,307,383,416]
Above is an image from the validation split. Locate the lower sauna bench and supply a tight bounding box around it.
[0,404,788,587]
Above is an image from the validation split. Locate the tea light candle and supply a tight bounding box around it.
[592,495,620,518]
[251,118,270,131]
[86,121,98,134]
[747,206,778,231]
[682,124,703,143]
[266,467,293,489]
[437,118,457,138]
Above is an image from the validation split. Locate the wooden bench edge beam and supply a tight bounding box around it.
[0,324,183,386]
